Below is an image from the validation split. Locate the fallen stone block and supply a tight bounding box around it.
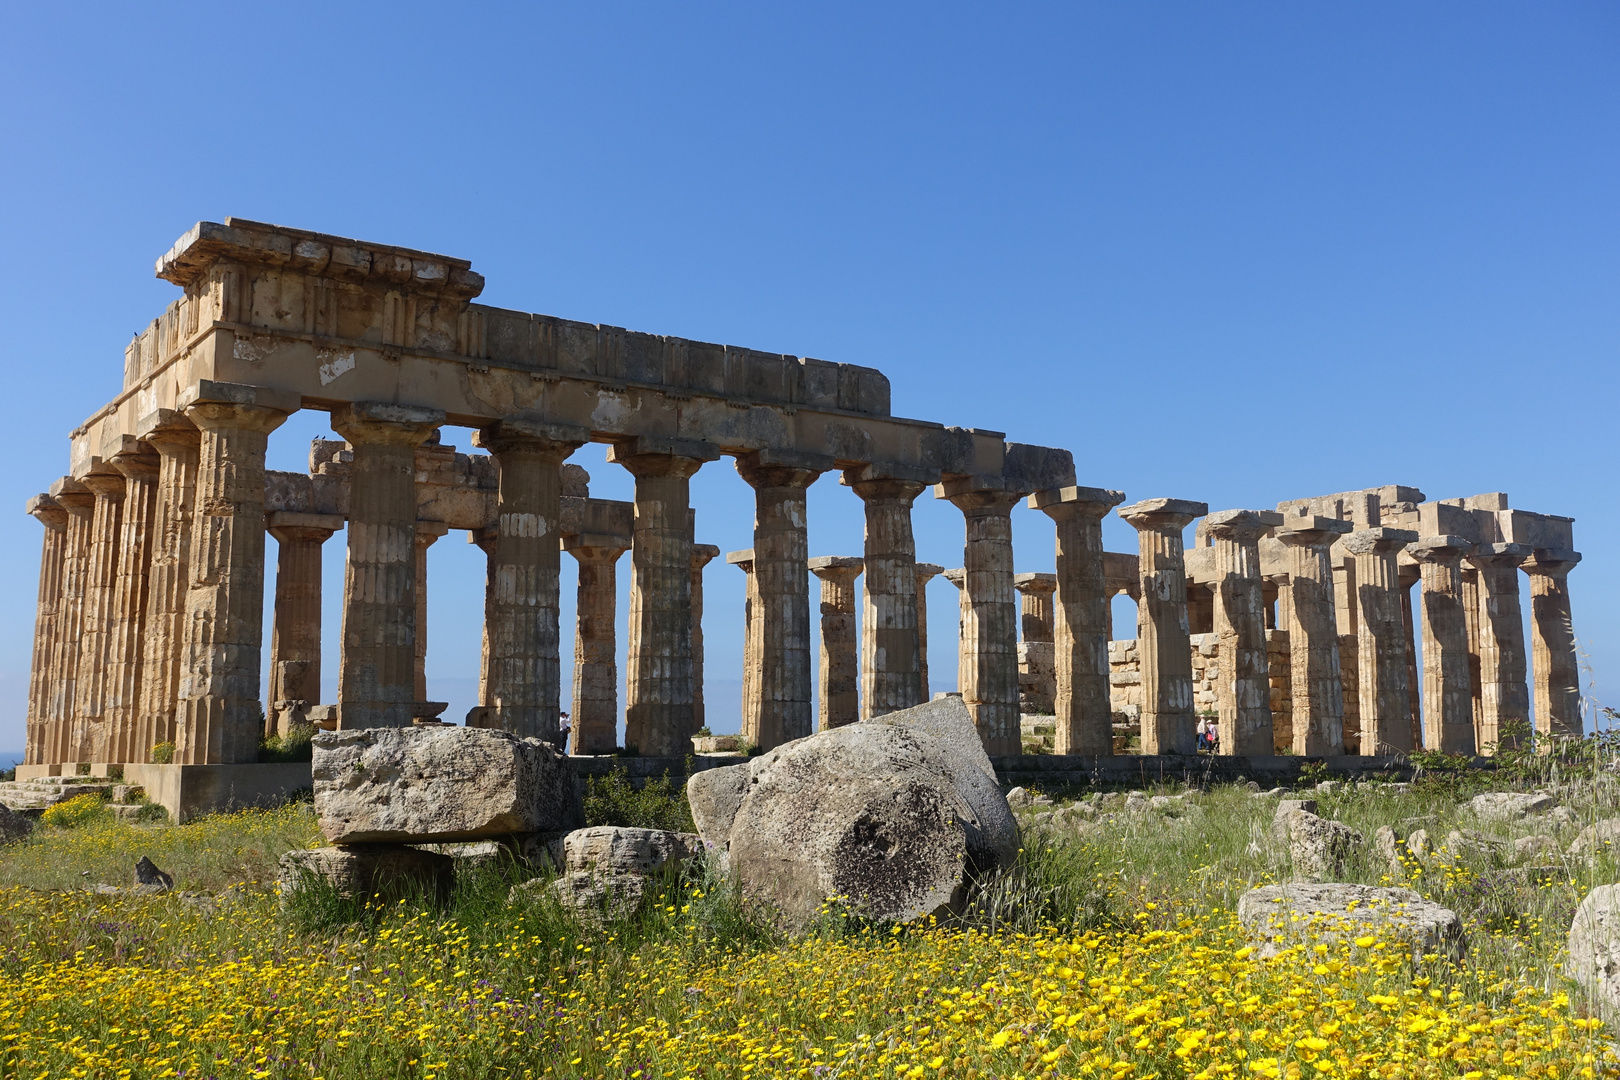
[313,726,581,844]
[563,826,705,877]
[1468,792,1555,822]
[1571,818,1620,857]
[279,845,453,902]
[1283,810,1364,882]
[1567,884,1620,1019]
[1237,883,1465,964]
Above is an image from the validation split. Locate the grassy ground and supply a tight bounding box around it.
[0,754,1615,1078]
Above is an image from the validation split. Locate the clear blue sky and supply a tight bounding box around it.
[1,3,1615,752]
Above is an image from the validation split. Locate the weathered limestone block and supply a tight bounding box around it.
[714,696,1018,931]
[312,726,581,843]
[563,826,705,876]
[687,763,750,846]
[279,844,454,902]
[1468,791,1555,821]
[1237,883,1465,963]
[1282,809,1363,882]
[1566,885,1620,1018]
[1570,818,1620,858]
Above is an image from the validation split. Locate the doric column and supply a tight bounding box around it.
[104,438,161,764]
[1345,527,1418,755]
[25,496,68,767]
[690,543,720,736]
[914,563,943,698]
[727,549,760,741]
[1204,509,1283,756]
[1465,544,1532,754]
[565,534,630,754]
[809,557,863,730]
[938,479,1026,756]
[1460,565,1484,747]
[330,403,444,730]
[413,521,450,703]
[1278,517,1352,756]
[471,526,498,715]
[608,437,721,756]
[736,450,831,751]
[471,419,588,739]
[266,512,343,730]
[943,567,968,694]
[1013,573,1058,716]
[1409,535,1476,754]
[1521,548,1582,742]
[1398,558,1422,751]
[1117,498,1207,755]
[176,384,297,764]
[47,479,93,765]
[845,466,933,719]
[75,465,125,763]
[135,411,199,762]
[1032,486,1124,756]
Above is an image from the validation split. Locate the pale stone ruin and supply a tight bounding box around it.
[17,219,1586,818]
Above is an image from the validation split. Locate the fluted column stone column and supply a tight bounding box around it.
[565,535,630,754]
[1118,498,1207,755]
[727,549,760,742]
[1460,566,1484,748]
[1345,527,1418,755]
[1410,535,1477,755]
[1204,509,1283,756]
[175,384,296,764]
[943,567,968,696]
[1398,558,1422,751]
[690,543,719,736]
[846,466,933,719]
[1522,548,1582,743]
[939,479,1026,756]
[47,479,94,765]
[330,403,444,730]
[135,412,199,762]
[1013,573,1058,716]
[609,437,720,756]
[810,557,863,730]
[1032,486,1123,756]
[25,496,68,767]
[412,520,450,705]
[471,527,498,720]
[1278,517,1351,756]
[76,466,125,763]
[914,563,943,699]
[1467,543,1532,754]
[736,450,831,751]
[105,438,161,763]
[267,512,343,733]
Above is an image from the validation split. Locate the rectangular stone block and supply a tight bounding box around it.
[312,726,582,843]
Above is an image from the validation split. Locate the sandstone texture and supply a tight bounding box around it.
[1570,818,1620,857]
[279,845,454,902]
[1567,885,1620,1018]
[1237,883,1465,963]
[312,726,581,844]
[1282,809,1363,882]
[563,826,705,877]
[1468,792,1555,821]
[692,696,1018,932]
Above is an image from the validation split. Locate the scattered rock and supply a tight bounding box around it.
[312,726,581,844]
[1550,806,1581,828]
[1513,834,1561,863]
[133,856,173,894]
[1440,829,1512,863]
[544,872,649,923]
[564,827,704,877]
[0,803,32,845]
[1237,883,1465,963]
[1249,787,1285,800]
[687,765,749,849]
[1373,826,1415,879]
[1315,781,1341,795]
[1272,799,1318,839]
[1407,829,1432,864]
[1567,885,1620,1018]
[1283,810,1364,882]
[716,696,1018,932]
[1570,818,1620,857]
[1468,792,1555,822]
[1089,792,1126,811]
[278,845,454,903]
[1124,793,1150,813]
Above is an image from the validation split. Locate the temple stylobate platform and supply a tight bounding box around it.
[20,219,1586,818]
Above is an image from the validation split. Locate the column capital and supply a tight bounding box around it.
[26,494,67,530]
[1466,542,1532,571]
[914,561,943,584]
[1344,527,1418,556]
[1203,508,1283,543]
[563,533,632,558]
[136,408,201,453]
[332,401,445,446]
[105,434,161,484]
[607,436,721,479]
[1118,498,1207,532]
[691,543,721,569]
[940,484,1024,514]
[726,548,756,572]
[943,566,966,589]
[473,418,590,457]
[267,511,344,545]
[1030,485,1126,520]
[177,379,300,416]
[1522,548,1581,577]
[414,519,451,545]
[48,476,93,515]
[1407,534,1473,564]
[79,467,126,501]
[734,447,835,491]
[1277,516,1353,549]
[809,555,864,581]
[1013,572,1057,597]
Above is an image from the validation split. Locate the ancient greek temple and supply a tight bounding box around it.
[20,219,1584,812]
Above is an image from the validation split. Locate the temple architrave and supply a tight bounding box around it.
[22,220,1586,818]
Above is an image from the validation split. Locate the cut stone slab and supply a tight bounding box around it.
[279,845,454,902]
[545,871,648,923]
[312,726,581,844]
[1237,883,1465,963]
[563,827,705,877]
[1468,792,1555,822]
[1567,885,1620,1019]
[722,696,1019,932]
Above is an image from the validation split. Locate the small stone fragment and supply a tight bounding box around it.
[1283,810,1364,882]
[133,855,173,894]
[1468,792,1555,822]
